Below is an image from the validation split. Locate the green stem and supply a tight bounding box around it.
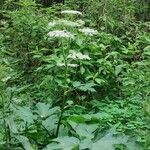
[56,46,68,137]
[102,0,108,32]
[123,0,127,24]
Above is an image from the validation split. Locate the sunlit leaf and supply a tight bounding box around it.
[15,135,32,150]
[15,106,37,125]
[5,116,18,133]
[68,121,98,139]
[44,136,79,150]
[42,115,58,131]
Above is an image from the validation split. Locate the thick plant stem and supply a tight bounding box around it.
[55,108,65,137]
[56,89,67,137]
[55,47,68,137]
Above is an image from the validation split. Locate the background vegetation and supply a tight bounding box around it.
[0,0,150,150]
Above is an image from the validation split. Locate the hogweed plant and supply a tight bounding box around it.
[1,1,149,149]
[46,10,98,136]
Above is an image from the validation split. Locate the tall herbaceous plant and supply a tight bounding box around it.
[46,10,99,136]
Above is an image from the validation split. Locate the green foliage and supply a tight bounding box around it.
[0,0,149,149]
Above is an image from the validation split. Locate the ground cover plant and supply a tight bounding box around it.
[0,0,150,150]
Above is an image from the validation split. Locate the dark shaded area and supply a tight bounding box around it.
[39,0,64,6]
[0,0,65,7]
[135,0,150,21]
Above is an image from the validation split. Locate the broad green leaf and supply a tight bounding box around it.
[68,115,86,123]
[36,102,50,117]
[36,102,51,118]
[42,115,58,131]
[79,83,96,92]
[48,107,60,116]
[92,128,141,150]
[115,65,126,76]
[44,136,80,150]
[15,135,33,150]
[95,78,106,85]
[72,81,82,88]
[43,143,59,150]
[73,81,96,92]
[79,138,93,150]
[79,128,128,150]
[79,128,142,150]
[68,121,98,139]
[5,116,18,133]
[15,106,37,125]
[92,132,127,150]
[36,103,60,131]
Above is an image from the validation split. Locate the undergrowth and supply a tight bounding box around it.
[0,0,150,150]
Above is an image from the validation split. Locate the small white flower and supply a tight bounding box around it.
[67,51,91,60]
[48,21,57,27]
[61,10,83,15]
[47,30,74,39]
[79,28,98,36]
[56,63,65,67]
[68,64,79,67]
[76,19,85,26]
[57,63,79,67]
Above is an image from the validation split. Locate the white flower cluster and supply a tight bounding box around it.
[61,10,83,15]
[48,19,83,27]
[79,28,98,36]
[67,51,91,60]
[48,22,57,27]
[57,63,79,68]
[76,19,85,26]
[47,30,74,39]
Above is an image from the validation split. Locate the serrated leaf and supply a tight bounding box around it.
[15,106,37,125]
[68,121,98,139]
[5,116,18,133]
[42,115,58,131]
[48,107,60,116]
[44,136,80,150]
[36,102,50,118]
[92,131,128,150]
[15,135,32,150]
[79,82,96,92]
[115,65,125,76]
[36,103,60,131]
[72,81,82,88]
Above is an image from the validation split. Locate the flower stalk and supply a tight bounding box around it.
[55,45,68,137]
